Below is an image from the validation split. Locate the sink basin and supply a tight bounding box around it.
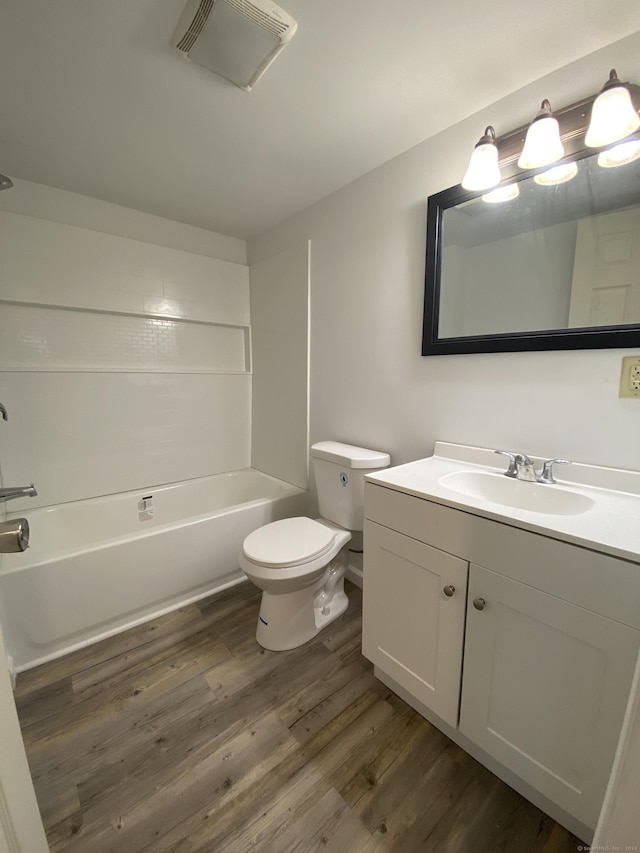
[439,470,595,516]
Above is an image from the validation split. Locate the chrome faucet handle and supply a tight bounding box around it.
[538,458,571,484]
[0,403,6,422]
[494,450,519,478]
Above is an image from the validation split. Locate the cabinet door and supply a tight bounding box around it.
[362,521,468,727]
[460,563,640,829]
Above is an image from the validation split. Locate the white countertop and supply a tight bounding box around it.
[366,442,640,564]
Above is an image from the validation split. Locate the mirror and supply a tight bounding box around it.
[423,143,640,355]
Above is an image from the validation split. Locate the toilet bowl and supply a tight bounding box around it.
[239,441,390,651]
[240,517,351,651]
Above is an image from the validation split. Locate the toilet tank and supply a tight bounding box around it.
[311,441,390,531]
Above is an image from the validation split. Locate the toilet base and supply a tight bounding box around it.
[255,558,349,651]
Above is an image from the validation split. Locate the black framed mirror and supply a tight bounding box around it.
[422,133,640,356]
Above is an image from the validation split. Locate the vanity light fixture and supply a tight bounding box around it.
[481,183,520,203]
[517,100,564,169]
[461,126,501,191]
[597,138,640,168]
[533,161,578,186]
[585,69,640,148]
[460,68,640,190]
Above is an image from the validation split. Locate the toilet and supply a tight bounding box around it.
[239,441,390,651]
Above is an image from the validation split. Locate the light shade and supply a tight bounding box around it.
[517,100,564,169]
[585,69,640,148]
[462,126,501,191]
[533,161,578,186]
[597,139,640,168]
[482,183,520,203]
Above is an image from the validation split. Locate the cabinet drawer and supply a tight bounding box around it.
[365,481,454,550]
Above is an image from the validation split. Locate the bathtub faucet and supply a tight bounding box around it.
[0,484,37,503]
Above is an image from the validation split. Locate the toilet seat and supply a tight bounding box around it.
[242,517,335,568]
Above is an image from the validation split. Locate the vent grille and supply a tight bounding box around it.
[176,0,214,53]
[224,0,290,36]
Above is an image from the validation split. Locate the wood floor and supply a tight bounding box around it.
[15,580,583,853]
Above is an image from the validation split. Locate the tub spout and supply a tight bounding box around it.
[0,484,37,503]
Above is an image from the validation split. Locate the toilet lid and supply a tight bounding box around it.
[243,517,335,568]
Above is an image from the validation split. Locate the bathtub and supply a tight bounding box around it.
[0,470,307,671]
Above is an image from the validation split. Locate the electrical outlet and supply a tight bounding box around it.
[619,356,640,399]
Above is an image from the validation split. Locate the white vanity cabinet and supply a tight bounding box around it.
[362,477,640,838]
[362,521,467,727]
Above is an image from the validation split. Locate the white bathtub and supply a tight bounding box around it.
[0,470,307,671]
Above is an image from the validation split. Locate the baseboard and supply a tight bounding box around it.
[6,656,16,691]
[345,563,362,588]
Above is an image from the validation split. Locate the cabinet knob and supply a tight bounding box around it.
[473,597,486,611]
[443,585,455,597]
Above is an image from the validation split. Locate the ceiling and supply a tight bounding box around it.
[1,1,640,240]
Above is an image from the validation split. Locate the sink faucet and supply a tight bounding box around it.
[495,451,536,481]
[495,451,571,484]
[0,484,37,503]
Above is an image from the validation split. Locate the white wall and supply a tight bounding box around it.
[0,182,251,509]
[248,33,640,474]
[250,242,310,489]
[0,179,246,265]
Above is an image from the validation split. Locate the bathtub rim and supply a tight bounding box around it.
[6,466,302,518]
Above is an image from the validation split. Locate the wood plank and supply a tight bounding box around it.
[200,697,396,853]
[204,631,335,702]
[22,635,230,750]
[340,709,442,811]
[72,709,298,852]
[392,752,497,851]
[269,787,387,853]
[26,673,215,796]
[14,675,75,732]
[148,690,395,853]
[362,738,482,847]
[282,659,384,745]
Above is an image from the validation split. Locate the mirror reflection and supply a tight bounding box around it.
[426,142,640,352]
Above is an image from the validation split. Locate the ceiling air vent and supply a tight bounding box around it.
[172,0,297,92]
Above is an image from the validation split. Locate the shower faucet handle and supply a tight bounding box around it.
[0,403,7,421]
